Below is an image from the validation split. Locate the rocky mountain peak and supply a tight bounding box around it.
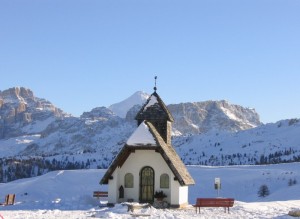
[0,87,34,105]
[119,95,261,135]
[168,100,261,135]
[80,107,116,120]
[0,87,67,139]
[109,91,150,118]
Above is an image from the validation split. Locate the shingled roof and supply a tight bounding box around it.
[135,91,174,122]
[100,120,195,186]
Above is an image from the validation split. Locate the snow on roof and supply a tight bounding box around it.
[143,95,158,111]
[126,121,156,146]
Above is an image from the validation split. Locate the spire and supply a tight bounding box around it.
[154,76,157,92]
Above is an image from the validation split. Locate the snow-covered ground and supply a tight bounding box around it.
[1,163,300,219]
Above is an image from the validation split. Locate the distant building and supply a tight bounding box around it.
[100,87,195,208]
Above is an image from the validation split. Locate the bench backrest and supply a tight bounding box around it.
[93,191,108,197]
[4,194,15,205]
[196,198,234,207]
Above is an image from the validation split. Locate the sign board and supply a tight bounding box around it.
[214,177,221,190]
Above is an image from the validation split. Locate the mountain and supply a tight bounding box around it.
[169,100,261,135]
[0,87,299,183]
[109,91,150,118]
[116,93,261,135]
[0,87,66,139]
[32,106,135,157]
[173,118,300,166]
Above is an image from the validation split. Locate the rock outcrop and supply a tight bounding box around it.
[0,87,66,139]
[169,100,261,134]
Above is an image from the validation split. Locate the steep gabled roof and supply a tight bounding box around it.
[100,120,194,185]
[135,92,174,122]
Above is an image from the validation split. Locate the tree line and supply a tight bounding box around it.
[0,157,108,183]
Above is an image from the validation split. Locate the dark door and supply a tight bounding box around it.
[140,166,154,203]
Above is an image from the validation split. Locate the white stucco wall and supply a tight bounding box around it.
[169,178,188,206]
[107,150,190,206]
[108,168,119,204]
[179,186,189,205]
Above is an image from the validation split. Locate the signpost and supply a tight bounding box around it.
[214,177,221,197]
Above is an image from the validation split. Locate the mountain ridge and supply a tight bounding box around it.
[0,86,299,183]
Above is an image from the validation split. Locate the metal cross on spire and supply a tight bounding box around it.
[154,76,157,92]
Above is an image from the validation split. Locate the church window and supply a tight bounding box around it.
[160,174,169,188]
[125,173,134,188]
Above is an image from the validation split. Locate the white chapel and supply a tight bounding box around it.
[100,85,195,208]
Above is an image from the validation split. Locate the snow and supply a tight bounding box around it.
[109,91,149,118]
[174,119,300,165]
[22,117,56,133]
[143,95,158,111]
[1,163,300,218]
[221,106,245,123]
[126,121,156,146]
[0,135,41,158]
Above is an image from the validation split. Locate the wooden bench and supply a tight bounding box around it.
[193,198,234,213]
[0,194,16,206]
[93,191,108,199]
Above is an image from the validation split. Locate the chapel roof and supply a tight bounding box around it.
[135,91,174,122]
[100,120,195,186]
[126,121,156,146]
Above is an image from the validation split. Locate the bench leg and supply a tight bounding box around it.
[127,206,134,212]
[224,207,230,213]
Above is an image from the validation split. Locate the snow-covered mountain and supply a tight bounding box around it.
[0,87,299,183]
[113,91,261,134]
[0,87,261,156]
[0,87,67,139]
[109,91,150,118]
[169,100,261,135]
[173,118,300,166]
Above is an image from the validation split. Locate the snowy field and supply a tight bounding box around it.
[1,163,300,218]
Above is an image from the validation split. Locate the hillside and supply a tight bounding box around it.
[0,163,300,218]
[174,118,300,166]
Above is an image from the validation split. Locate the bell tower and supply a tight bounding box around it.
[135,77,174,145]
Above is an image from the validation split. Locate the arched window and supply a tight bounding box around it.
[125,173,134,188]
[160,174,169,188]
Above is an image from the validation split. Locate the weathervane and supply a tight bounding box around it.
[154,76,157,92]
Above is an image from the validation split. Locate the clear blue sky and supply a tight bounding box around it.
[1,0,299,123]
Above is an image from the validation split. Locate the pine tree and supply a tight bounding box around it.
[293,179,297,185]
[258,184,270,197]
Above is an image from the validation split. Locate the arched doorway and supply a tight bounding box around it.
[140,166,154,203]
